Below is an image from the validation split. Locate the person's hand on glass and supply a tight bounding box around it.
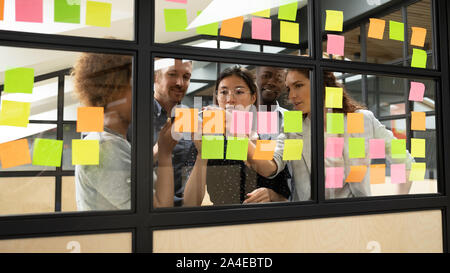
[157,118,178,156]
[243,187,287,204]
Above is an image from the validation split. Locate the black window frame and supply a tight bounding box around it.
[0,0,447,253]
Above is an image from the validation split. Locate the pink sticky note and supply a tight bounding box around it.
[326,167,344,189]
[231,111,253,135]
[369,139,385,159]
[409,82,425,102]
[391,163,406,184]
[16,0,43,23]
[327,34,345,56]
[257,111,278,134]
[165,0,187,3]
[252,17,272,41]
[325,137,344,158]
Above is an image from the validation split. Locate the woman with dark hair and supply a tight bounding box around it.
[183,66,290,206]
[246,68,414,201]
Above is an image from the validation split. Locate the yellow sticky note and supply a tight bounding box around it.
[411,111,426,131]
[283,139,303,160]
[347,112,364,134]
[409,162,426,181]
[325,87,343,108]
[0,100,30,127]
[72,139,100,165]
[86,1,112,28]
[368,18,385,40]
[325,10,343,32]
[411,138,425,158]
[252,9,270,18]
[411,27,427,47]
[280,21,299,44]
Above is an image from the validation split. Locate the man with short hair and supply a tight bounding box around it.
[128,59,197,206]
[244,66,293,204]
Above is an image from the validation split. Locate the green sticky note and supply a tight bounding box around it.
[326,113,344,134]
[411,48,427,69]
[54,0,80,24]
[391,139,406,158]
[0,100,31,127]
[409,162,426,181]
[325,87,343,108]
[202,135,224,159]
[280,21,299,44]
[389,20,404,41]
[4,68,34,94]
[284,111,303,133]
[325,10,343,32]
[32,138,63,167]
[86,1,111,28]
[72,139,99,165]
[164,9,188,32]
[278,2,297,21]
[349,137,365,158]
[226,137,248,160]
[283,139,303,160]
[196,11,218,36]
[252,9,270,18]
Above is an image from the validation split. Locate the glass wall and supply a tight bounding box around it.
[0,46,134,215]
[0,0,134,40]
[154,0,309,56]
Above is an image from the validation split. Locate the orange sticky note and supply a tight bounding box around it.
[345,165,367,183]
[252,140,276,160]
[220,16,244,39]
[411,27,427,47]
[202,110,225,134]
[370,164,386,184]
[0,139,31,169]
[368,18,385,40]
[411,111,426,131]
[0,0,4,21]
[77,107,104,132]
[347,112,364,134]
[174,108,199,133]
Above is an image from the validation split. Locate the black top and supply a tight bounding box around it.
[206,142,291,205]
